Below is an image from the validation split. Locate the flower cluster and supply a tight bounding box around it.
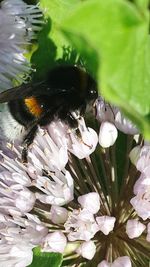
[129,145,150,240]
[0,117,100,266]
[0,0,43,91]
[0,110,149,266]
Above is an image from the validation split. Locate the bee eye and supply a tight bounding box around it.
[88,89,98,100]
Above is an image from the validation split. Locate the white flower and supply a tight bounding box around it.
[115,111,138,135]
[0,213,48,267]
[0,213,48,245]
[78,192,100,214]
[99,122,118,148]
[0,170,31,187]
[96,97,115,123]
[1,0,43,36]
[98,256,132,267]
[0,0,43,91]
[65,209,99,241]
[15,188,35,213]
[0,242,33,267]
[126,219,146,239]
[34,169,74,206]
[76,241,96,260]
[136,145,150,173]
[130,192,150,220]
[96,216,116,235]
[130,174,150,220]
[112,256,132,267]
[28,127,68,172]
[47,120,69,148]
[96,97,138,137]
[47,117,98,159]
[0,170,35,215]
[68,116,98,158]
[42,231,67,253]
[50,205,68,224]
[97,261,110,267]
[133,173,150,195]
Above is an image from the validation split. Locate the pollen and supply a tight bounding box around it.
[25,97,43,117]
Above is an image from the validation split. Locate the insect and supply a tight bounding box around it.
[0,65,98,162]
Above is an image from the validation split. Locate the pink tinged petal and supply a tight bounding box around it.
[69,127,98,159]
[129,146,141,166]
[65,209,99,242]
[12,172,31,186]
[48,117,98,159]
[0,171,31,187]
[35,170,74,206]
[146,222,150,242]
[2,244,33,267]
[42,231,67,253]
[28,127,68,172]
[96,216,116,235]
[112,256,132,267]
[97,260,110,267]
[136,145,150,173]
[99,122,118,148]
[115,111,138,135]
[78,192,100,214]
[133,173,150,195]
[76,241,96,260]
[50,205,68,224]
[130,192,150,220]
[15,188,35,213]
[142,166,150,178]
[96,97,115,123]
[126,219,146,239]
[47,120,68,148]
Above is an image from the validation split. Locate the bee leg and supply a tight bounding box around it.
[66,112,79,129]
[22,125,37,163]
[68,112,93,149]
[66,112,83,140]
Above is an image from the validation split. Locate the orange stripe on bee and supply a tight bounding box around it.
[25,97,43,117]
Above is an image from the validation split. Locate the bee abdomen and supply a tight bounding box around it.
[0,98,36,142]
[0,103,27,142]
[8,98,35,127]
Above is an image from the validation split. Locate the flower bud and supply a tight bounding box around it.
[99,122,118,148]
[129,146,141,166]
[50,205,68,224]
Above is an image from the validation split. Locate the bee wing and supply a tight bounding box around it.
[0,81,69,103]
[0,82,42,103]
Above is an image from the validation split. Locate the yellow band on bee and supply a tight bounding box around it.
[25,97,43,117]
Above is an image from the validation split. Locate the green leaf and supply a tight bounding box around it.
[31,0,82,80]
[28,247,63,267]
[61,0,150,139]
[135,0,149,9]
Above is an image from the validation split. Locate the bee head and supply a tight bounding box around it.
[85,74,98,102]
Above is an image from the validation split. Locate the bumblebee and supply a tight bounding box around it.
[0,65,98,162]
